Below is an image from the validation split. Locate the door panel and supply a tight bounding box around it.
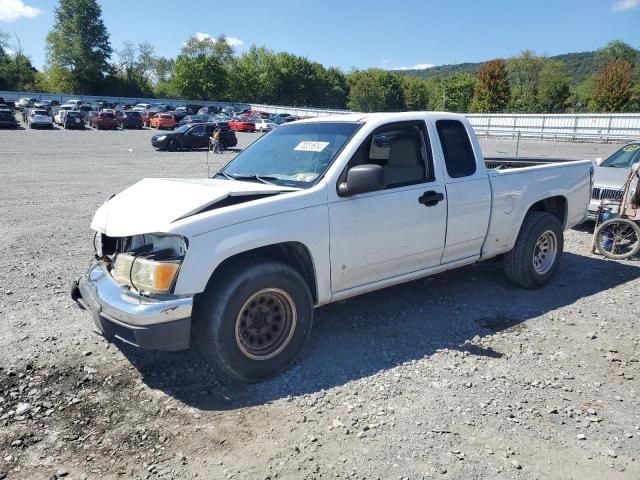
[329,183,446,292]
[442,178,491,263]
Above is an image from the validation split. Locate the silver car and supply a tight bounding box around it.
[588,142,640,219]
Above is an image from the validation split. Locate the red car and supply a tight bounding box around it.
[142,109,160,127]
[229,118,256,132]
[90,111,117,130]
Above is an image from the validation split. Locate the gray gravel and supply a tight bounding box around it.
[0,121,638,479]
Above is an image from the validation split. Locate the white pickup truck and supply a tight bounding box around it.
[72,112,592,382]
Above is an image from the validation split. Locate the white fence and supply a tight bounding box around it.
[466,113,640,140]
[2,89,639,140]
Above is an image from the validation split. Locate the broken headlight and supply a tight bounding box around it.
[112,254,181,294]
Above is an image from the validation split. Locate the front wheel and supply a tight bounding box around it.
[503,212,564,288]
[166,138,178,152]
[193,259,313,383]
[595,218,640,260]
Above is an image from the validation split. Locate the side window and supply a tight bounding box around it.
[436,120,476,178]
[190,125,205,135]
[346,123,431,189]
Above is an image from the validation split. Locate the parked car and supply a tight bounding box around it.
[73,112,592,382]
[254,118,277,132]
[62,111,85,129]
[65,99,84,108]
[90,111,118,130]
[197,106,220,115]
[229,117,256,132]
[34,100,53,113]
[118,110,143,129]
[178,114,207,127]
[151,123,237,151]
[0,107,18,128]
[588,142,640,220]
[142,109,161,127]
[133,103,152,112]
[77,105,94,120]
[16,98,35,111]
[27,109,53,129]
[54,105,74,124]
[150,112,177,130]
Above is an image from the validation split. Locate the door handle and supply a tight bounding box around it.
[418,190,444,207]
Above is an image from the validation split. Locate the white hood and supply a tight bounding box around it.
[91,178,294,237]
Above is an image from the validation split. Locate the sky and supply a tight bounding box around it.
[0,0,638,71]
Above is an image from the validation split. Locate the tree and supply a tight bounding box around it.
[171,35,232,100]
[346,69,405,112]
[402,76,430,110]
[507,50,544,112]
[45,0,112,94]
[596,40,638,66]
[593,60,634,112]
[538,61,571,113]
[430,73,476,112]
[469,59,510,112]
[0,31,38,91]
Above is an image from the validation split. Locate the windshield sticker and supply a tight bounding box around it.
[623,145,640,152]
[294,141,330,152]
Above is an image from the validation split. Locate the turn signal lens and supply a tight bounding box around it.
[112,254,180,294]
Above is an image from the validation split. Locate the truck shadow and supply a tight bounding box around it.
[119,251,639,410]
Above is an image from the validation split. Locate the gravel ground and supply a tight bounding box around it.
[0,121,638,480]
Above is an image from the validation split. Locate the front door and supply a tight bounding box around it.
[328,121,447,293]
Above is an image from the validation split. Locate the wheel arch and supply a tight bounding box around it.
[203,241,319,304]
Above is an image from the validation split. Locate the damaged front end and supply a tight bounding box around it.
[95,233,187,296]
[71,232,193,351]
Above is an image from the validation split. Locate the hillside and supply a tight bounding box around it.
[396,50,599,85]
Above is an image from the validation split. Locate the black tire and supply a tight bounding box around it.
[503,211,563,288]
[167,139,178,152]
[193,258,313,383]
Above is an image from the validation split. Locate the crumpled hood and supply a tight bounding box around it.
[593,166,631,189]
[91,178,295,237]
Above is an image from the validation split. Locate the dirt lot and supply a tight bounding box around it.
[0,121,638,480]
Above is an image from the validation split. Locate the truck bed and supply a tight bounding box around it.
[485,157,574,170]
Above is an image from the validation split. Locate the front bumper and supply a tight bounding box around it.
[71,262,192,351]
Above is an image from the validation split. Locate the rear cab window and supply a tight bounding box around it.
[436,120,476,178]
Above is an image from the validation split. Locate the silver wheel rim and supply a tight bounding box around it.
[533,230,557,275]
[235,288,297,361]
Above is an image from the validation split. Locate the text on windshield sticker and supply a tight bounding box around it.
[294,141,330,152]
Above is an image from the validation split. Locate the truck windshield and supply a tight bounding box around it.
[220,122,361,187]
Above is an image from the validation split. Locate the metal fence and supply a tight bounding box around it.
[467,113,640,141]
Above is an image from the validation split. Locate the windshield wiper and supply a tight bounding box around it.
[214,171,236,181]
[227,174,279,185]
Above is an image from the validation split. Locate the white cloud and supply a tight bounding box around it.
[612,0,640,11]
[395,63,435,71]
[193,32,244,47]
[0,0,42,22]
[5,47,14,55]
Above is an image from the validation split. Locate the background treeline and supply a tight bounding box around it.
[1,0,638,113]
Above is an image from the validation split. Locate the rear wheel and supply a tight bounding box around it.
[595,218,640,260]
[504,212,564,288]
[193,259,313,383]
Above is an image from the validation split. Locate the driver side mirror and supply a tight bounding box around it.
[338,164,385,196]
[594,157,604,166]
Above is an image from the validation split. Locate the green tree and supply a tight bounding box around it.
[507,50,544,112]
[0,32,38,91]
[593,60,634,112]
[595,40,639,66]
[346,69,405,112]
[402,76,430,110]
[469,59,510,112]
[171,35,232,100]
[538,61,571,112]
[430,73,476,112]
[45,0,112,94]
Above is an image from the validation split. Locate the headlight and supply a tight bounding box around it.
[156,135,167,141]
[112,253,180,294]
